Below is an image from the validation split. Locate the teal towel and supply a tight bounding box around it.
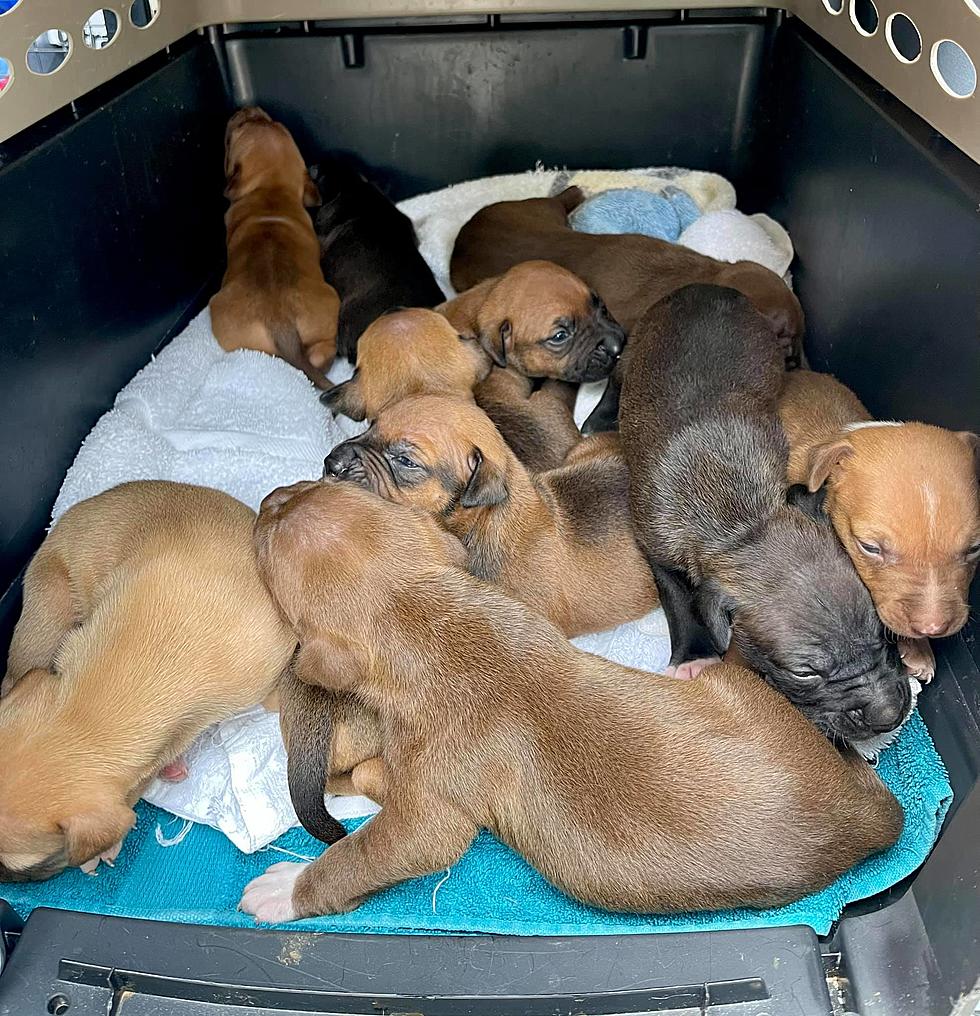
[1,710,950,936]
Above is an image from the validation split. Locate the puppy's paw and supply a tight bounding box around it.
[240,861,306,924]
[79,839,124,875]
[666,656,721,681]
[158,757,189,782]
[899,637,936,684]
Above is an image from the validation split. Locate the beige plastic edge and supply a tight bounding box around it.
[0,0,977,164]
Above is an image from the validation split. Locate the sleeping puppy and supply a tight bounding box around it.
[209,107,339,389]
[323,308,583,473]
[439,260,626,383]
[618,285,912,745]
[778,370,980,682]
[323,394,658,637]
[239,481,902,923]
[311,156,445,361]
[0,481,296,882]
[450,188,805,365]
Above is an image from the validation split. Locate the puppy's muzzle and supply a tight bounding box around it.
[323,441,366,482]
[827,674,913,741]
[580,323,626,382]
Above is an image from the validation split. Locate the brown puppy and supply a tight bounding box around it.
[0,481,296,882]
[778,370,980,681]
[323,394,658,637]
[239,481,902,923]
[323,308,583,473]
[450,188,804,362]
[439,260,626,383]
[209,107,340,389]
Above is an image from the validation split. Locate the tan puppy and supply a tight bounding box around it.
[439,260,626,383]
[778,370,980,681]
[323,394,659,636]
[239,481,902,923]
[209,107,340,389]
[324,307,583,473]
[0,481,296,882]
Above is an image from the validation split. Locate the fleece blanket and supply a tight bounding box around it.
[1,712,950,937]
[4,166,950,937]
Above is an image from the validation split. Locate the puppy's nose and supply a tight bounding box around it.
[860,683,912,734]
[323,442,358,478]
[912,619,951,638]
[601,329,625,358]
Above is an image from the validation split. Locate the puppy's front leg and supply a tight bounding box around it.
[240,794,476,923]
[899,636,936,684]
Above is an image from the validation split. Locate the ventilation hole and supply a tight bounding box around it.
[931,39,977,98]
[850,0,879,36]
[822,0,844,12]
[47,996,71,1016]
[886,13,921,63]
[129,0,160,29]
[83,9,119,49]
[26,30,72,75]
[0,56,11,96]
[0,0,24,16]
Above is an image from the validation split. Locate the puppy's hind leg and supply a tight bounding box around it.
[240,792,476,923]
[649,562,721,679]
[3,550,77,695]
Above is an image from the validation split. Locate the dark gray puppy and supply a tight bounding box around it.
[619,284,911,743]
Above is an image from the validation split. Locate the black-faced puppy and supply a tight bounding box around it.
[240,481,902,923]
[439,260,626,383]
[311,157,445,361]
[618,284,912,745]
[323,395,659,637]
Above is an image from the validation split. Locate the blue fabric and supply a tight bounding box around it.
[569,186,702,241]
[1,711,950,936]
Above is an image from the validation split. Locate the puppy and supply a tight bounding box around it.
[323,394,658,637]
[311,157,445,361]
[439,260,626,383]
[778,370,980,681]
[618,285,912,744]
[209,107,340,389]
[450,187,805,363]
[323,308,583,473]
[0,481,296,882]
[239,481,902,923]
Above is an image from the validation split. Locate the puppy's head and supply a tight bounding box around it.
[322,395,512,522]
[223,106,319,207]
[322,309,492,421]
[474,261,625,383]
[805,423,979,640]
[254,480,465,639]
[705,502,913,744]
[0,671,136,882]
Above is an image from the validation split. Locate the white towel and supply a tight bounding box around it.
[50,165,793,852]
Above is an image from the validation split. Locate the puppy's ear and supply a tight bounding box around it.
[478,320,512,368]
[302,171,322,209]
[223,162,243,201]
[786,482,828,521]
[320,377,366,421]
[460,447,509,509]
[805,438,853,492]
[61,802,137,868]
[293,633,369,691]
[955,431,979,478]
[556,185,586,213]
[696,579,736,655]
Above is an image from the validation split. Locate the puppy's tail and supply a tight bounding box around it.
[272,323,333,392]
[279,669,347,845]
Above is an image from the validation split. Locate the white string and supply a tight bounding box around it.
[154,818,193,847]
[431,867,453,913]
[264,844,316,863]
